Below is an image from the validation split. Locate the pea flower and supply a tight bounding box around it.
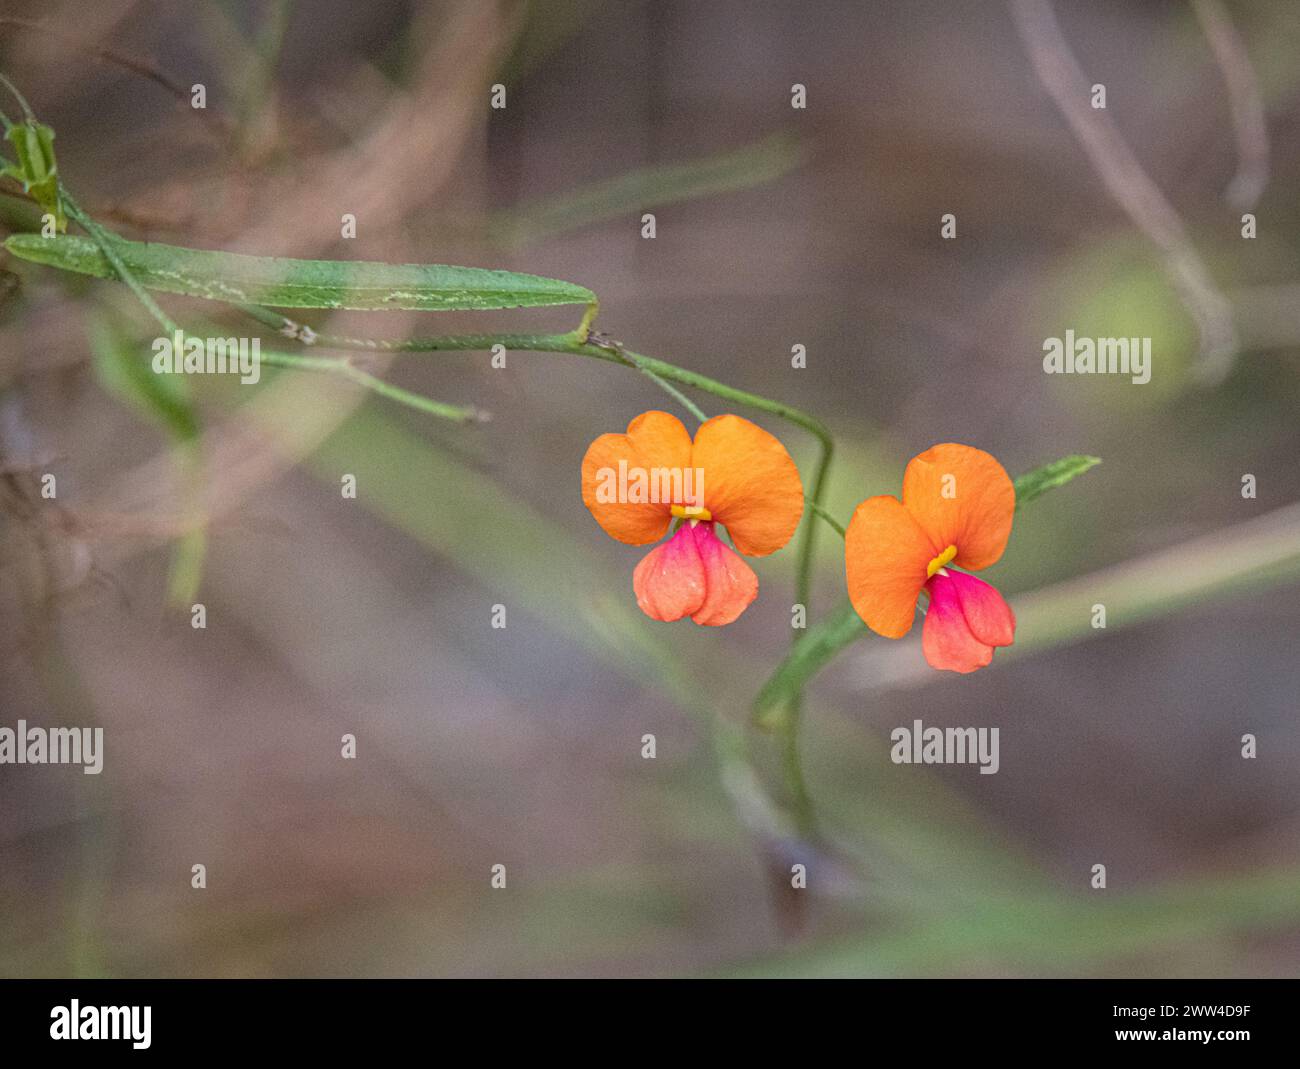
[844,443,1016,673]
[582,411,803,625]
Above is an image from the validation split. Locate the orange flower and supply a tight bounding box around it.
[844,443,1016,673]
[582,411,803,625]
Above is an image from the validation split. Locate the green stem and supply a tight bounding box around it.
[762,597,866,836]
[257,350,485,424]
[239,304,711,424]
[591,332,708,424]
[755,598,866,729]
[64,192,178,334]
[234,307,831,458]
[0,72,36,121]
[810,501,846,538]
[778,695,817,835]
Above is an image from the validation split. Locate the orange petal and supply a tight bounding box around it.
[844,495,933,639]
[581,410,694,545]
[690,414,803,556]
[632,522,758,625]
[901,443,1014,570]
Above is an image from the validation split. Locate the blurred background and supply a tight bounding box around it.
[1,0,1298,977]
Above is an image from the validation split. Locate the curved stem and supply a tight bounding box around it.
[257,350,485,423]
[781,699,817,836]
[810,502,846,538]
[755,598,866,728]
[586,330,708,423]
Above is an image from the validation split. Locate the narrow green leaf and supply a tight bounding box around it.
[4,232,596,312]
[489,132,804,246]
[89,317,198,441]
[727,861,1300,977]
[1013,454,1101,510]
[88,315,206,606]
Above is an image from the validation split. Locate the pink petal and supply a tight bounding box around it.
[921,570,999,673]
[691,523,759,626]
[631,523,758,626]
[946,569,1016,648]
[633,524,707,622]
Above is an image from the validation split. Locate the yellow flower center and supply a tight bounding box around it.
[671,503,712,522]
[927,544,957,577]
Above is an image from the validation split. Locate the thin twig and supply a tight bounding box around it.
[257,350,486,424]
[1008,0,1240,384]
[0,17,234,140]
[63,190,178,333]
[1191,0,1270,211]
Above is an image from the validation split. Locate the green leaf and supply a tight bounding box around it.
[727,863,1300,977]
[89,317,198,441]
[1013,454,1101,510]
[4,232,596,312]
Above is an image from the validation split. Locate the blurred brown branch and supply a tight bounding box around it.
[1008,0,1240,384]
[0,15,235,141]
[1191,0,1270,212]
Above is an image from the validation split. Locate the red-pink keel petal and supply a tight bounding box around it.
[691,523,758,626]
[946,569,1016,648]
[922,571,994,673]
[633,524,707,622]
[631,522,758,626]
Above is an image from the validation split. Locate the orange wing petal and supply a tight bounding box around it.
[844,494,933,639]
[581,410,694,545]
[900,443,1014,571]
[690,414,803,557]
